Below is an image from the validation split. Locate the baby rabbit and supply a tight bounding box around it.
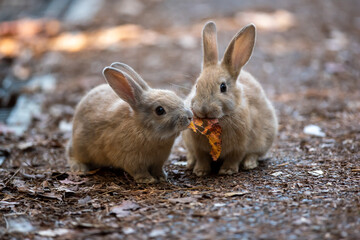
[67,62,193,183]
[182,22,278,176]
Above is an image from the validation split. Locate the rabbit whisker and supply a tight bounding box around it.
[168,83,191,91]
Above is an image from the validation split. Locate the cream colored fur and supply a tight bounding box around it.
[67,64,193,183]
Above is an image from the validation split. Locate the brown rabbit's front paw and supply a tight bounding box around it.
[242,154,259,170]
[156,172,168,182]
[135,176,158,184]
[219,167,238,175]
[158,175,167,182]
[151,167,167,182]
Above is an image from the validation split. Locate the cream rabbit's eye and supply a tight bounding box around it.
[220,82,227,93]
[155,106,166,115]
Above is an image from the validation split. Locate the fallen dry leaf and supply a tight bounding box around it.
[59,178,87,185]
[4,214,35,233]
[189,118,222,161]
[41,180,50,192]
[192,211,221,219]
[123,227,135,235]
[149,228,167,237]
[110,200,140,218]
[168,197,197,204]
[78,195,91,205]
[224,191,250,197]
[308,170,324,176]
[213,203,226,207]
[117,200,140,211]
[303,125,326,137]
[110,209,130,218]
[40,192,63,201]
[0,201,19,206]
[37,228,70,237]
[271,171,283,177]
[172,161,187,166]
[17,142,35,150]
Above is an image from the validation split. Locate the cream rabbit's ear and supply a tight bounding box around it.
[110,62,150,91]
[221,24,256,78]
[202,21,219,68]
[102,67,144,109]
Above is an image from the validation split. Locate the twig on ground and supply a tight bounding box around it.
[4,168,21,186]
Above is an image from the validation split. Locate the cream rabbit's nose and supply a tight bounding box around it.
[186,109,193,121]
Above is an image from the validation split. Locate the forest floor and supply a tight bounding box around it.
[0,0,359,239]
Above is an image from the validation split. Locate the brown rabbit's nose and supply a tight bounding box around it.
[192,102,211,118]
[200,106,210,118]
[192,107,206,118]
[193,105,220,119]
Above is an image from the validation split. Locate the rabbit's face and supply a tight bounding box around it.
[191,65,239,119]
[189,22,256,120]
[139,90,193,139]
[103,66,193,140]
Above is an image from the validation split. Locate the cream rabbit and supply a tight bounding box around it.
[182,22,278,176]
[67,63,193,183]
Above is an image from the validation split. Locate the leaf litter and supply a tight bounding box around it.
[110,200,140,218]
[0,0,360,239]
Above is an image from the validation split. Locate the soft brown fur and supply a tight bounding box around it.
[182,22,278,176]
[67,63,193,183]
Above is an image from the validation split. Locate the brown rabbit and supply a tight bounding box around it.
[182,22,278,176]
[67,63,193,183]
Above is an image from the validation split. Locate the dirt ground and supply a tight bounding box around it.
[0,0,359,239]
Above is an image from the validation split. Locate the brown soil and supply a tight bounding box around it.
[0,0,359,239]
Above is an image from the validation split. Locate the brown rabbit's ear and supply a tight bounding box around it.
[103,67,143,109]
[110,62,150,91]
[202,21,219,68]
[221,24,256,78]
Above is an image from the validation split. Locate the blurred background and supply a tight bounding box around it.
[0,1,359,239]
[0,0,359,165]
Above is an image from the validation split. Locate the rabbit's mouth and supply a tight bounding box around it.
[178,118,193,131]
[177,109,193,130]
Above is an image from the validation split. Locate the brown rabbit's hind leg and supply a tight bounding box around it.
[68,158,92,172]
[157,174,167,182]
[134,175,158,184]
[128,167,158,184]
[66,138,93,173]
[242,153,259,170]
[150,164,168,182]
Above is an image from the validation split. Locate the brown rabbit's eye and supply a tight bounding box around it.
[220,82,227,93]
[155,106,166,115]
